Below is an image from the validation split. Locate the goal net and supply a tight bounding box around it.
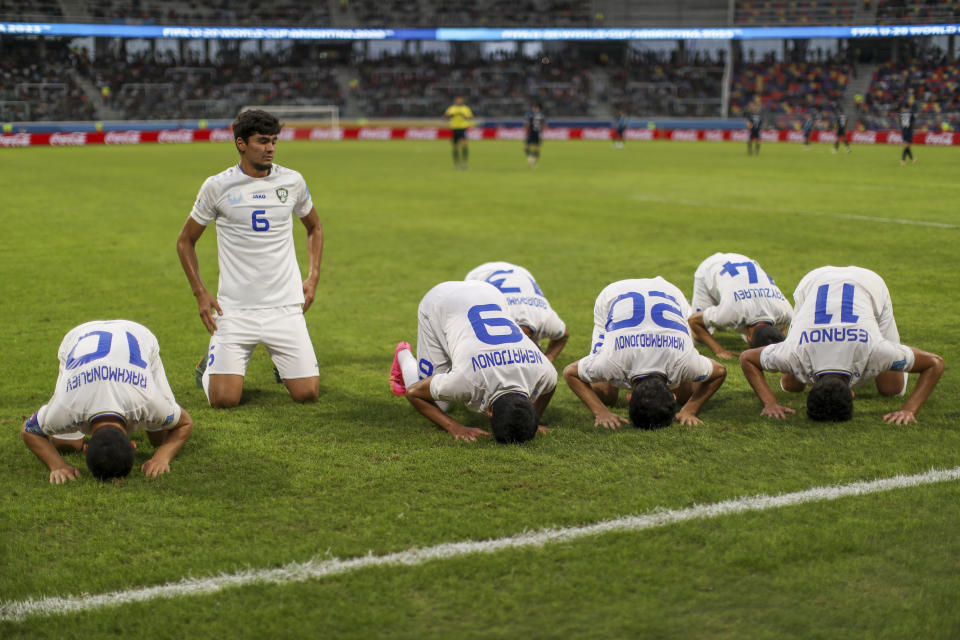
[238,105,340,133]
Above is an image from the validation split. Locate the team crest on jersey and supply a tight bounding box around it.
[276,187,289,203]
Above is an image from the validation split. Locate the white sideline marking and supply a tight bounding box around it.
[629,195,960,229]
[3,466,958,622]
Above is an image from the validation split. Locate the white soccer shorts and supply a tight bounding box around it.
[204,305,318,380]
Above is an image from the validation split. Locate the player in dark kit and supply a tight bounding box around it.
[745,111,762,155]
[525,103,546,167]
[802,112,817,149]
[899,109,916,165]
[833,112,851,153]
[613,109,627,148]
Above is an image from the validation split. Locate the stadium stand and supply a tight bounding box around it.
[734,0,859,25]
[860,49,960,130]
[0,38,95,122]
[605,49,725,117]
[0,0,63,21]
[352,50,593,117]
[876,0,960,24]
[730,56,854,128]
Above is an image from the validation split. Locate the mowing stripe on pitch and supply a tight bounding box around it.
[629,195,960,229]
[3,466,959,622]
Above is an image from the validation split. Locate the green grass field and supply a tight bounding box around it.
[1,138,958,638]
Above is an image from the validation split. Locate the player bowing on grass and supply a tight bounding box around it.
[688,252,792,360]
[739,266,944,423]
[389,281,557,443]
[177,109,324,408]
[21,320,194,483]
[465,261,569,362]
[563,278,726,430]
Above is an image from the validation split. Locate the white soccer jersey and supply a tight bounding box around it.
[464,261,566,342]
[35,320,181,435]
[417,281,558,413]
[578,278,714,389]
[691,252,792,332]
[761,266,913,386]
[190,163,314,310]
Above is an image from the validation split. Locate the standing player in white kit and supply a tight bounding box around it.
[688,252,793,359]
[389,280,557,443]
[739,266,944,423]
[21,320,194,483]
[464,261,569,362]
[177,109,324,408]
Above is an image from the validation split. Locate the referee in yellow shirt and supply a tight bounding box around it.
[443,96,474,169]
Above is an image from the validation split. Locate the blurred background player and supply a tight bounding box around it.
[21,320,194,483]
[612,109,628,148]
[745,108,763,155]
[465,261,569,362]
[524,103,546,167]
[389,280,557,443]
[802,111,818,149]
[899,107,916,165]
[443,95,474,170]
[833,111,851,153]
[563,278,726,430]
[688,252,792,360]
[739,265,944,423]
[177,109,324,408]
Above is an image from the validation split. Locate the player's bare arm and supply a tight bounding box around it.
[21,425,80,484]
[405,378,491,441]
[176,217,222,334]
[142,407,195,478]
[740,347,796,419]
[543,328,570,363]
[688,311,737,359]
[883,347,945,425]
[675,360,726,426]
[300,207,323,313]
[562,361,629,430]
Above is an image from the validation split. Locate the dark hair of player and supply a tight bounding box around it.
[232,109,282,144]
[807,375,854,422]
[750,324,786,349]
[85,425,135,480]
[489,393,538,444]
[628,376,676,430]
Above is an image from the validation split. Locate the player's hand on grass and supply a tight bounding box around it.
[594,409,629,430]
[675,410,703,426]
[760,403,796,419]
[49,464,80,484]
[451,425,491,442]
[195,290,222,335]
[716,348,739,360]
[537,425,552,435]
[882,410,916,425]
[142,457,171,478]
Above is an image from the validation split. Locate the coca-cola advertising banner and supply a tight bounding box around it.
[3,127,958,148]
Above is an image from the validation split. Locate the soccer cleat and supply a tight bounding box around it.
[390,341,411,396]
[194,354,207,388]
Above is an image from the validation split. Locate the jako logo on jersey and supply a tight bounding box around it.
[276,187,289,203]
[252,193,266,199]
[227,191,243,205]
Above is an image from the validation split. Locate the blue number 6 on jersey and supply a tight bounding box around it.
[251,209,269,231]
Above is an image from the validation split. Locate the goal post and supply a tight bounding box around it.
[238,105,340,133]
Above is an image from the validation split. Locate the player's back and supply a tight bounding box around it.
[53,320,163,423]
